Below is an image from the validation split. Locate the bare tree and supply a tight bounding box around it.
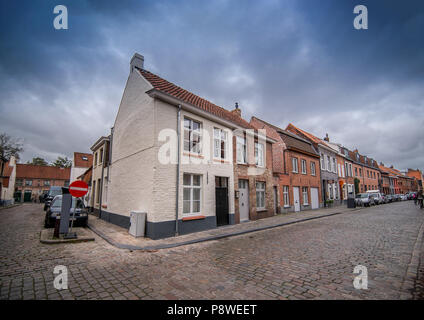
[0,133,23,161]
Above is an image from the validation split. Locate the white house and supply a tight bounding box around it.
[103,53,263,239]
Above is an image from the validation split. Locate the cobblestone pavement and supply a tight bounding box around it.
[0,202,423,300]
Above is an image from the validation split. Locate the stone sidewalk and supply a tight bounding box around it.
[88,205,362,251]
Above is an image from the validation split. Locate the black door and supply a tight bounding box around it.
[216,177,229,226]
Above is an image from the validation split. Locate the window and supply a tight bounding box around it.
[236,136,247,164]
[255,142,264,167]
[82,156,88,161]
[96,179,101,203]
[44,180,50,186]
[328,184,333,200]
[283,186,289,207]
[16,179,23,186]
[327,156,331,171]
[64,180,70,187]
[311,162,316,176]
[338,164,342,176]
[100,148,103,163]
[94,152,97,166]
[25,180,32,186]
[301,159,307,174]
[292,157,298,173]
[256,182,266,210]
[355,167,358,176]
[320,154,324,170]
[349,164,353,177]
[359,168,362,176]
[214,128,227,159]
[183,174,201,215]
[184,118,202,154]
[332,158,337,173]
[367,170,370,178]
[302,187,308,205]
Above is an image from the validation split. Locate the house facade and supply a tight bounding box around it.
[103,53,274,239]
[90,136,110,215]
[251,117,321,213]
[0,156,16,205]
[14,164,70,202]
[286,125,339,207]
[378,164,400,195]
[407,169,423,192]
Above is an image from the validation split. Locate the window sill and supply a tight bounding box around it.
[182,215,205,221]
[283,205,291,208]
[183,152,204,159]
[213,158,230,164]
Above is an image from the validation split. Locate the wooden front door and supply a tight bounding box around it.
[216,177,229,226]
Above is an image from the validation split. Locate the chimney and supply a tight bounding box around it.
[380,162,384,166]
[390,165,394,169]
[231,102,241,117]
[130,53,144,72]
[324,133,329,142]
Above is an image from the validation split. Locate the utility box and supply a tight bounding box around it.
[129,211,146,237]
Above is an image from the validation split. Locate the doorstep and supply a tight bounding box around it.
[88,205,362,251]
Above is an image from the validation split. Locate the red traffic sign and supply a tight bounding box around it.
[69,180,89,198]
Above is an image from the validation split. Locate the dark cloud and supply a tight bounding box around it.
[0,0,423,171]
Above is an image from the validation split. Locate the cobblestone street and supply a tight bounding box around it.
[0,202,423,300]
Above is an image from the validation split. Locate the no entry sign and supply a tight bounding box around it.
[69,180,89,198]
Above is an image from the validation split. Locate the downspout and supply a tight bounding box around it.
[99,144,106,219]
[175,105,181,236]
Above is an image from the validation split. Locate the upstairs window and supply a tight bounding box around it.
[320,154,324,170]
[255,142,264,167]
[332,158,337,173]
[184,118,202,154]
[236,136,247,164]
[25,180,32,186]
[301,159,307,174]
[213,128,227,160]
[327,155,331,172]
[311,162,316,176]
[292,157,299,173]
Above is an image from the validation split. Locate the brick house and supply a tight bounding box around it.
[347,150,380,194]
[397,174,416,194]
[103,53,275,239]
[378,163,400,195]
[286,124,339,207]
[70,152,93,182]
[14,164,70,202]
[407,169,423,192]
[251,117,322,212]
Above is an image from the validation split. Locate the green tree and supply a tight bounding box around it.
[0,132,23,161]
[51,156,72,168]
[27,157,48,166]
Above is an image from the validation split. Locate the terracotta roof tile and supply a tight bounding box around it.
[138,68,255,130]
[16,164,70,180]
[286,123,331,148]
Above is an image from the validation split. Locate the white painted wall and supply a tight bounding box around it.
[2,156,16,203]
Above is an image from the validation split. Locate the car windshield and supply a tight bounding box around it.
[51,197,84,209]
[48,188,62,197]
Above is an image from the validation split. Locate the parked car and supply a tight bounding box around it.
[400,194,408,201]
[44,195,88,228]
[356,193,374,207]
[368,192,383,205]
[394,194,402,202]
[380,193,388,204]
[43,186,66,211]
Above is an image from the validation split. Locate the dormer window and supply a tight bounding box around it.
[82,156,88,161]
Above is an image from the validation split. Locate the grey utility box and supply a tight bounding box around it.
[129,211,146,237]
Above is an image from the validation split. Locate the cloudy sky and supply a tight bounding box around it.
[1,0,423,171]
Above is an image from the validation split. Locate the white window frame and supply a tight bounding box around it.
[320,154,324,170]
[256,182,266,210]
[301,159,307,174]
[283,186,290,207]
[302,187,308,205]
[255,142,264,167]
[236,136,247,164]
[183,173,202,216]
[183,117,202,154]
[292,157,299,173]
[332,158,337,173]
[213,128,227,160]
[311,162,316,176]
[327,155,331,172]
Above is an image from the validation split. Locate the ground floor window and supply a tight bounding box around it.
[302,187,308,205]
[283,186,289,207]
[183,173,201,215]
[256,182,266,210]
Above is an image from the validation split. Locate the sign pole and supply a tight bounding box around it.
[64,181,89,239]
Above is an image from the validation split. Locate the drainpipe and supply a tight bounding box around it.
[175,105,181,236]
[98,143,106,219]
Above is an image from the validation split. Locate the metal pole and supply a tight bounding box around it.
[99,143,106,219]
[175,105,181,236]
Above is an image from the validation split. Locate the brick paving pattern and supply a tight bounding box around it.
[0,202,423,300]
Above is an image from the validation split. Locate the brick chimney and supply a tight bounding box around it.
[130,53,144,72]
[231,102,241,117]
[324,133,329,142]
